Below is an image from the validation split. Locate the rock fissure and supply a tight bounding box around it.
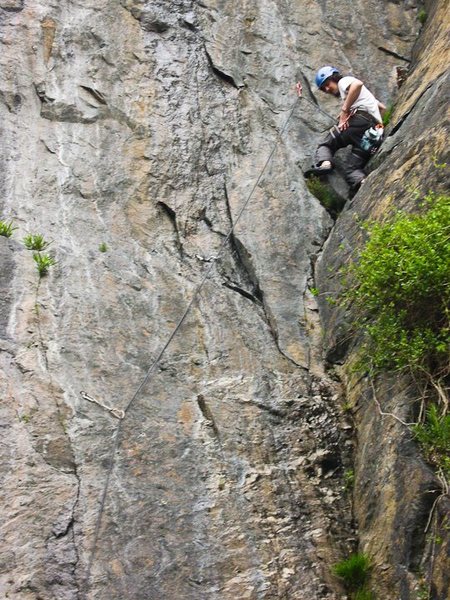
[204,46,243,90]
[79,85,108,106]
[222,185,269,306]
[377,45,411,63]
[196,394,220,440]
[156,200,184,256]
[222,277,262,305]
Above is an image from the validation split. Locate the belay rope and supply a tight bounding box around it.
[83,92,301,593]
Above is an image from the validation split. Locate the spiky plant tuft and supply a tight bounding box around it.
[0,220,17,238]
[332,552,371,590]
[33,253,56,277]
[23,233,50,251]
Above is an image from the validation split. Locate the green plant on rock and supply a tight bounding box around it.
[306,176,345,218]
[413,405,450,480]
[342,194,450,381]
[415,574,430,600]
[354,589,375,600]
[341,193,450,484]
[0,219,17,237]
[23,233,50,251]
[33,252,56,277]
[344,468,355,490]
[432,155,447,170]
[332,552,372,598]
[382,103,394,127]
[417,8,427,24]
[99,242,108,253]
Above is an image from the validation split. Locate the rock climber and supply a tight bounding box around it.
[309,66,386,196]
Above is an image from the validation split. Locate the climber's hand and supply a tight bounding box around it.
[338,111,351,130]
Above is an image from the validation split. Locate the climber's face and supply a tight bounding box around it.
[321,79,339,96]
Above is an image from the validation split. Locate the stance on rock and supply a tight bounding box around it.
[309,66,386,197]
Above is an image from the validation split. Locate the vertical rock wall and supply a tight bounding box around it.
[0,1,436,599]
[316,0,450,598]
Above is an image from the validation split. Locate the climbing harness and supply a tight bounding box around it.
[84,92,301,593]
[80,391,125,420]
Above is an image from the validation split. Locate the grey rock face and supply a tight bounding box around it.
[0,0,436,599]
[0,238,16,337]
[0,0,24,13]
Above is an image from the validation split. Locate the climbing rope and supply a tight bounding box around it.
[83,93,301,593]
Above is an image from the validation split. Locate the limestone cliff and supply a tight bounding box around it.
[0,1,447,599]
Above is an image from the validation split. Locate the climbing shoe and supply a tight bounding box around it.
[303,161,333,178]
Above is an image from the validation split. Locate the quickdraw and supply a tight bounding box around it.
[80,391,125,420]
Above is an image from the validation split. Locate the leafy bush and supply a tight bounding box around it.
[417,9,427,24]
[99,242,108,253]
[332,552,372,596]
[413,405,450,479]
[0,220,17,237]
[344,194,450,378]
[23,233,50,251]
[306,176,345,218]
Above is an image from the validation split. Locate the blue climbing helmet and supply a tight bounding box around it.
[315,66,340,89]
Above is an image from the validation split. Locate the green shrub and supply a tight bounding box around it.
[417,583,429,600]
[413,405,450,479]
[306,176,345,218]
[0,220,17,237]
[332,552,372,592]
[343,194,450,378]
[33,253,56,277]
[344,468,355,490]
[417,9,427,24]
[382,103,394,127]
[99,242,108,252]
[23,233,50,251]
[354,589,375,600]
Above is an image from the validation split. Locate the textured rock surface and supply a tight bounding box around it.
[316,0,450,598]
[1,1,446,599]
